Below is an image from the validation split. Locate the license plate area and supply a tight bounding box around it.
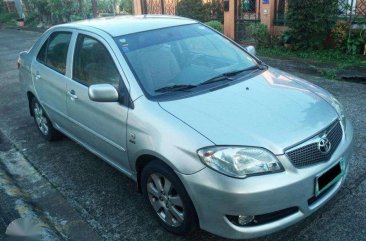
[315,160,345,196]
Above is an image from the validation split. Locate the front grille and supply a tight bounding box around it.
[286,121,343,168]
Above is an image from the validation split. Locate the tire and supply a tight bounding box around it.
[141,161,198,236]
[31,98,60,141]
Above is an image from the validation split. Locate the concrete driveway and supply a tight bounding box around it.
[0,29,366,241]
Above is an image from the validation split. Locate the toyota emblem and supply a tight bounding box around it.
[318,137,331,154]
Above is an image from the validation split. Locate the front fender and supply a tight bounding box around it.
[127,97,213,175]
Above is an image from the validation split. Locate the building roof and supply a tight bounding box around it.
[62,15,198,37]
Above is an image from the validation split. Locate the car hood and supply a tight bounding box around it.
[159,68,339,155]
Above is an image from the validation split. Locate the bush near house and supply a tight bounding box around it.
[205,20,223,32]
[247,23,270,48]
[332,20,350,51]
[176,0,224,23]
[280,0,365,55]
[176,0,207,22]
[285,0,339,50]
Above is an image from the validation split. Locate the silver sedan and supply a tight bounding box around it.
[18,15,353,239]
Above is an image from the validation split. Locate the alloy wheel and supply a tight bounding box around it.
[34,102,49,135]
[147,173,184,227]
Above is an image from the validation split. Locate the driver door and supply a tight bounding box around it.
[65,32,130,172]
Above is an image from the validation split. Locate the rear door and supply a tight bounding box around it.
[65,32,130,173]
[31,31,73,129]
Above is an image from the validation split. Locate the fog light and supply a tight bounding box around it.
[238,215,254,225]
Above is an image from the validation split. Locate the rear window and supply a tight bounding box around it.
[37,32,72,75]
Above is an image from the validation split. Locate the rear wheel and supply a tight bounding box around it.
[31,98,60,141]
[141,161,198,235]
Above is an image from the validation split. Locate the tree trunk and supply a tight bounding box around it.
[92,0,98,17]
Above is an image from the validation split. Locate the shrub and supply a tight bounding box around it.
[332,21,350,51]
[205,20,223,32]
[176,0,207,22]
[120,0,133,14]
[204,0,224,23]
[0,1,16,25]
[347,29,366,55]
[247,23,270,47]
[286,0,338,50]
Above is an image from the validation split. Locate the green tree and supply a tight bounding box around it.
[286,0,338,49]
[205,20,223,32]
[120,0,132,14]
[176,0,208,22]
[204,0,224,23]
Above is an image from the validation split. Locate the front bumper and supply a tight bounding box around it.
[177,120,353,239]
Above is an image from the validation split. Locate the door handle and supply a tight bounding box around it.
[67,90,78,100]
[35,71,41,80]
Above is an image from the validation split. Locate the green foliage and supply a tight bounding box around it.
[332,21,350,51]
[176,0,223,23]
[0,10,15,22]
[204,0,224,23]
[24,0,91,25]
[280,30,292,44]
[347,29,366,55]
[21,0,132,26]
[0,13,16,25]
[120,0,133,14]
[247,23,270,47]
[47,0,80,23]
[258,46,365,68]
[176,0,207,22]
[205,20,223,33]
[258,46,366,79]
[0,0,16,25]
[286,0,338,50]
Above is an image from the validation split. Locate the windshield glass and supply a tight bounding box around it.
[115,23,257,97]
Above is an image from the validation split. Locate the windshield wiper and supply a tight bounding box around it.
[155,84,197,93]
[199,65,266,86]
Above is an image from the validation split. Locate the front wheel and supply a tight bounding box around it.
[31,98,60,141]
[141,161,198,236]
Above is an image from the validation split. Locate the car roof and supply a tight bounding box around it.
[61,15,198,37]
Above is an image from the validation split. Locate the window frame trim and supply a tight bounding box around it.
[72,33,121,88]
[35,30,73,76]
[70,31,133,108]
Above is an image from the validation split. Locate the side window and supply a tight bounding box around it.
[36,39,48,63]
[73,35,120,87]
[36,32,72,75]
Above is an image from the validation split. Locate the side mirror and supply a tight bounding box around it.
[245,46,256,56]
[88,84,119,102]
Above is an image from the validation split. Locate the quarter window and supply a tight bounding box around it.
[37,32,72,74]
[73,35,120,87]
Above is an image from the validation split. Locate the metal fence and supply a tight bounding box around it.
[142,0,177,15]
[141,0,224,22]
[236,0,260,43]
[352,0,366,23]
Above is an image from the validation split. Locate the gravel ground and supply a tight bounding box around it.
[0,28,365,241]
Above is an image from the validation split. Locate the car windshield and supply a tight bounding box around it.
[115,23,257,97]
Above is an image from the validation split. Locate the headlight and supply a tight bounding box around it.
[197,146,283,178]
[329,95,346,130]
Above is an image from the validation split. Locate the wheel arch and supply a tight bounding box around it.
[27,91,36,116]
[135,154,173,192]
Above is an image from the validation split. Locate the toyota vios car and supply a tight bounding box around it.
[18,16,353,239]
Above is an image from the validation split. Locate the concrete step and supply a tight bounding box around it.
[0,131,103,241]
